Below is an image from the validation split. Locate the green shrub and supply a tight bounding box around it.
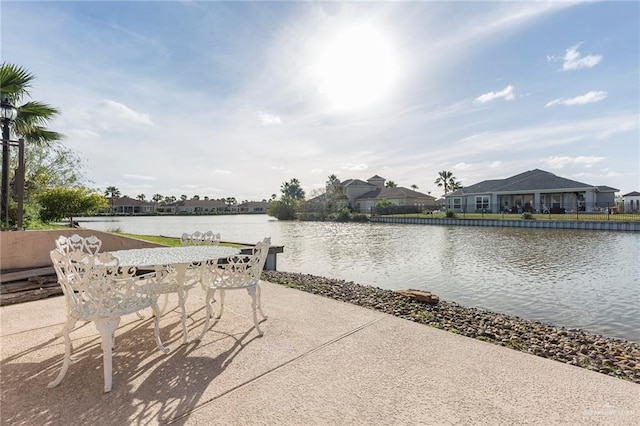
[335,207,352,222]
[445,209,456,218]
[521,212,534,220]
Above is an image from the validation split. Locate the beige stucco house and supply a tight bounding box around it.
[322,175,436,213]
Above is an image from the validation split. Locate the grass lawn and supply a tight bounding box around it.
[114,232,248,248]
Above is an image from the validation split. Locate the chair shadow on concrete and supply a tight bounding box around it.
[132,327,260,425]
[1,309,260,425]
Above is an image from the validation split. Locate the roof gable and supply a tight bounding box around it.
[357,187,435,200]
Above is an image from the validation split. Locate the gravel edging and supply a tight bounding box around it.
[262,270,640,384]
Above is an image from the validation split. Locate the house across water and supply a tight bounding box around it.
[444,169,618,214]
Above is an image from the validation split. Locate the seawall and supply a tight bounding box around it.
[370,216,640,232]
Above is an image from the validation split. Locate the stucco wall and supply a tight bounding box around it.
[0,230,163,271]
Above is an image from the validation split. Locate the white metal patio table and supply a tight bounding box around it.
[108,245,240,343]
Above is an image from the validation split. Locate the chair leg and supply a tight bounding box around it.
[48,317,77,388]
[197,289,215,341]
[215,289,226,320]
[247,287,263,336]
[158,293,169,315]
[150,302,170,354]
[177,287,189,344]
[94,317,120,393]
[256,284,267,320]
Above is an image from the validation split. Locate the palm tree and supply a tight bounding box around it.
[1,63,64,227]
[434,170,462,195]
[411,184,419,191]
[136,194,146,202]
[104,186,120,198]
[0,63,63,146]
[104,186,120,214]
[152,193,163,204]
[385,180,397,188]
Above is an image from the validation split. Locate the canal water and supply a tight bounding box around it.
[77,215,640,343]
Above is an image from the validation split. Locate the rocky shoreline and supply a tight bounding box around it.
[262,270,640,384]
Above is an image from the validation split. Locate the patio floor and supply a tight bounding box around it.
[1,281,638,425]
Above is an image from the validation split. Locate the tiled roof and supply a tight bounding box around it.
[111,196,154,207]
[623,191,640,197]
[168,199,227,208]
[357,187,435,200]
[595,186,619,192]
[342,179,372,186]
[448,169,618,196]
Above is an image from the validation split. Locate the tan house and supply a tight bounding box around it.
[160,199,228,214]
[323,175,436,213]
[109,196,156,214]
[238,201,269,213]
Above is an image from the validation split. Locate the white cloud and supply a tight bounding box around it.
[67,128,101,139]
[544,156,605,169]
[454,162,471,170]
[572,171,622,179]
[560,43,602,71]
[99,100,153,125]
[490,161,502,169]
[474,85,515,104]
[256,111,282,125]
[310,168,323,174]
[271,166,285,171]
[123,174,157,180]
[211,169,231,175]
[545,91,607,107]
[341,163,368,171]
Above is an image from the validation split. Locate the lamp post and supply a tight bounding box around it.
[1,98,19,229]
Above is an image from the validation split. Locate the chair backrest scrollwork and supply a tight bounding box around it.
[180,231,221,246]
[210,237,271,288]
[55,234,103,255]
[50,249,162,319]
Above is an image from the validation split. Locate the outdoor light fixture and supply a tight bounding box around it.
[1,98,18,122]
[1,98,20,229]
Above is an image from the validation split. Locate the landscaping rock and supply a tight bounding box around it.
[262,270,640,384]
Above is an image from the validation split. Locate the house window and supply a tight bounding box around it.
[475,196,489,210]
[452,198,461,209]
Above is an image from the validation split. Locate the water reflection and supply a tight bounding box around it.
[78,215,640,342]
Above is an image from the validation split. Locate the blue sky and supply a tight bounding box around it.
[2,1,638,200]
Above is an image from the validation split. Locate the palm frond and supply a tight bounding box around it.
[16,126,65,146]
[0,63,34,102]
[16,101,60,125]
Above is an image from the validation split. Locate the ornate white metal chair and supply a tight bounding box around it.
[48,249,168,393]
[55,234,103,255]
[198,237,271,340]
[157,231,222,314]
[180,231,221,247]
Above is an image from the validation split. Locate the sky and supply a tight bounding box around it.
[2,1,639,201]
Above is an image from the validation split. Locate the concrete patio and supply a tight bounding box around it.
[1,280,638,425]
